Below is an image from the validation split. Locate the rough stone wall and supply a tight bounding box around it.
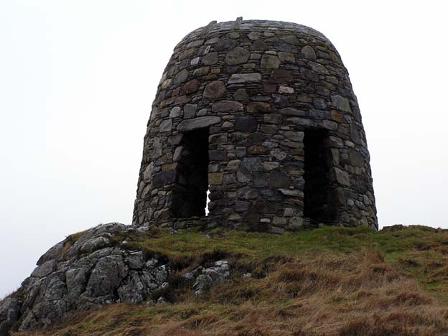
[133,19,377,232]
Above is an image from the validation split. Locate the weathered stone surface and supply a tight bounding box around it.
[334,167,350,186]
[235,116,258,132]
[178,116,221,132]
[247,102,271,113]
[182,79,200,94]
[132,19,377,232]
[189,260,230,295]
[261,54,280,69]
[184,103,197,118]
[0,224,235,334]
[203,80,226,99]
[169,106,182,118]
[280,107,306,117]
[159,119,172,132]
[278,85,294,94]
[225,47,250,65]
[332,95,352,112]
[301,45,316,60]
[228,73,262,84]
[209,172,224,185]
[212,100,243,113]
[202,52,218,65]
[173,69,189,84]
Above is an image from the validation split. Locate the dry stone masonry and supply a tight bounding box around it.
[133,19,377,232]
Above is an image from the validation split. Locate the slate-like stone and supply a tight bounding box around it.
[334,167,350,186]
[182,79,200,94]
[215,38,238,51]
[203,81,226,99]
[235,116,258,132]
[152,171,176,187]
[269,170,290,188]
[301,45,316,60]
[169,106,182,118]
[233,88,249,101]
[225,47,250,65]
[178,116,221,132]
[202,52,218,65]
[173,69,189,84]
[279,108,306,117]
[159,119,172,132]
[261,54,280,69]
[212,100,243,113]
[332,95,352,112]
[247,102,271,113]
[228,73,262,84]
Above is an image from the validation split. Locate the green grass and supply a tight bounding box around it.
[119,225,448,301]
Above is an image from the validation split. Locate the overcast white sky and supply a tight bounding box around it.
[1,0,447,297]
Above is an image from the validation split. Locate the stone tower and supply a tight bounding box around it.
[133,19,377,232]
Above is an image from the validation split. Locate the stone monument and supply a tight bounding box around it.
[133,19,377,232]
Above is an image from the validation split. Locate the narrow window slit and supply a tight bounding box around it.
[171,127,209,218]
[303,129,337,226]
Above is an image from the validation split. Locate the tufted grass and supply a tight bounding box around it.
[113,225,448,302]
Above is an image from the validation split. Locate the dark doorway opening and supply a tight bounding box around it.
[303,129,337,225]
[171,127,209,218]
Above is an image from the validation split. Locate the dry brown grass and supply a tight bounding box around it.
[15,250,448,336]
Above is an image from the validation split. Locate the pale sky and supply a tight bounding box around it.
[1,0,447,297]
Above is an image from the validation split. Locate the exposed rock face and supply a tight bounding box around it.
[133,19,377,232]
[0,223,230,335]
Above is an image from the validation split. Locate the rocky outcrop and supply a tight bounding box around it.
[0,223,230,335]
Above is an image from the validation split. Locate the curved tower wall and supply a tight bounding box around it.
[133,19,377,232]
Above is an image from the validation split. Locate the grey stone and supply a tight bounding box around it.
[261,54,280,69]
[241,157,263,172]
[212,100,243,113]
[202,52,218,65]
[173,69,189,84]
[332,95,352,112]
[280,107,306,117]
[301,45,316,60]
[310,61,329,74]
[169,106,182,118]
[228,73,262,84]
[143,163,153,181]
[183,104,197,118]
[235,116,257,132]
[31,260,56,278]
[278,52,295,63]
[177,116,221,132]
[269,170,289,188]
[203,80,226,99]
[85,255,128,297]
[173,146,183,162]
[159,119,172,132]
[225,47,250,65]
[209,150,227,161]
[334,168,351,186]
[233,88,249,101]
[278,85,294,94]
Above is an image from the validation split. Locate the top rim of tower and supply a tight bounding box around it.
[177,18,331,46]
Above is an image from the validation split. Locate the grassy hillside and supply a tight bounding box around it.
[15,225,448,336]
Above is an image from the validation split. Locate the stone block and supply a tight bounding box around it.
[209,173,224,185]
[177,116,221,132]
[228,73,262,84]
